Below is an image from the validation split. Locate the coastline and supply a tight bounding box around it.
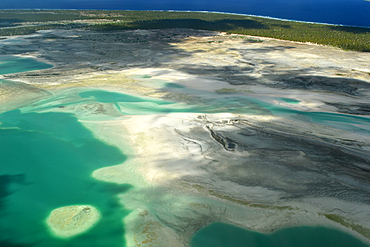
[1,10,370,52]
[162,10,370,29]
[2,7,370,28]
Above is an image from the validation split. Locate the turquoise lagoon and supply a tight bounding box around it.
[1,57,370,246]
[0,87,203,246]
[131,75,370,133]
[0,57,131,246]
[0,56,53,75]
[280,97,301,104]
[0,109,131,247]
[250,97,370,133]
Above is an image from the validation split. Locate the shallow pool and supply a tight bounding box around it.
[0,55,53,75]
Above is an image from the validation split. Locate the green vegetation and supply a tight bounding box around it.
[215,88,255,94]
[1,10,369,52]
[323,214,370,240]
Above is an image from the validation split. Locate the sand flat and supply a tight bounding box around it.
[47,205,100,238]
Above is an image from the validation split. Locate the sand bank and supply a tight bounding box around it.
[46,205,100,238]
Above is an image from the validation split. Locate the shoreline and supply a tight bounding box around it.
[159,10,370,29]
[1,10,370,52]
[1,9,369,29]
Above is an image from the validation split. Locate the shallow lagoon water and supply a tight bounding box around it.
[0,110,131,247]
[191,222,370,247]
[249,97,370,134]
[0,83,203,246]
[0,57,130,246]
[131,75,370,133]
[280,97,301,104]
[0,56,53,75]
[79,89,191,115]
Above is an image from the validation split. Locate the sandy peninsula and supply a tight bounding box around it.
[1,28,370,246]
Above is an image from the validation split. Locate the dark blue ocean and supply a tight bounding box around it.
[1,0,370,27]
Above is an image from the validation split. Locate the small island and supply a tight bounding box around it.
[46,205,100,238]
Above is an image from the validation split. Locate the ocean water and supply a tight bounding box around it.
[191,222,369,247]
[0,0,370,27]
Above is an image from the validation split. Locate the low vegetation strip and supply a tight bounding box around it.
[1,10,369,52]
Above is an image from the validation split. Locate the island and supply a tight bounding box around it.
[1,10,370,247]
[47,205,100,238]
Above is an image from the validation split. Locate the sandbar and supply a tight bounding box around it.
[46,205,100,238]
